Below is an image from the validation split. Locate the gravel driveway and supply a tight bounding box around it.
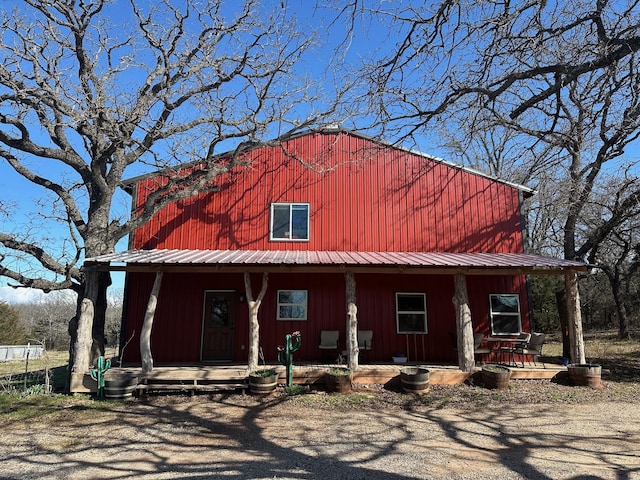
[1,389,639,480]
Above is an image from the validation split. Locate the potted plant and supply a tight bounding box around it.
[392,352,408,363]
[104,371,140,399]
[400,366,430,394]
[481,364,511,390]
[325,367,352,393]
[104,332,139,399]
[248,346,279,395]
[248,368,278,395]
[567,363,602,388]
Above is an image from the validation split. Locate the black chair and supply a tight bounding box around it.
[515,332,545,367]
[500,332,531,366]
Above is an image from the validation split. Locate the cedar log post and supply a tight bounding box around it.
[565,272,586,364]
[140,272,163,375]
[245,272,269,372]
[452,274,475,372]
[345,272,359,371]
[72,270,100,375]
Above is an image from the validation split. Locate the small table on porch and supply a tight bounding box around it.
[485,337,524,366]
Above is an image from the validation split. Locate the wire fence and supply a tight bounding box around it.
[0,348,68,395]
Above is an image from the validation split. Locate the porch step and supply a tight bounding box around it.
[137,377,248,395]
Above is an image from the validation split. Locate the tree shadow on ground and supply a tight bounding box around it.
[2,391,640,479]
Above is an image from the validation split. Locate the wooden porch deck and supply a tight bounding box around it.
[79,361,567,395]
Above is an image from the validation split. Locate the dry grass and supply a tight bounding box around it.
[541,330,640,382]
[0,350,68,393]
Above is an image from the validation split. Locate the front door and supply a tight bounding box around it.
[201,291,236,362]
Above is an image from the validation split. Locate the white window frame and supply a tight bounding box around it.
[276,289,308,321]
[489,294,522,336]
[395,292,428,334]
[270,203,310,241]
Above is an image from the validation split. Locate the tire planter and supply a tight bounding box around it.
[325,368,352,393]
[481,365,511,390]
[568,363,602,388]
[104,374,139,400]
[400,366,430,394]
[248,371,278,395]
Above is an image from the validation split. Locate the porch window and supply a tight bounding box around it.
[396,293,428,334]
[277,290,308,320]
[270,203,309,241]
[489,294,522,335]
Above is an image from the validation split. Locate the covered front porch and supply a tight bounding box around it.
[72,361,568,395]
[73,249,589,394]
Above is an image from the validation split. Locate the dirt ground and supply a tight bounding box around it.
[2,382,640,480]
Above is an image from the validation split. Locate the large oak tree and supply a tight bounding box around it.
[339,0,640,342]
[0,0,346,382]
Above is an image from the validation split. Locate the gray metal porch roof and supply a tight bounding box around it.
[84,249,588,275]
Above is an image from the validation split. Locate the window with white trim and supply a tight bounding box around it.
[270,203,309,241]
[277,290,308,320]
[395,292,428,334]
[489,294,522,335]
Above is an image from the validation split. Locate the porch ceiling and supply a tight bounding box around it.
[84,249,588,275]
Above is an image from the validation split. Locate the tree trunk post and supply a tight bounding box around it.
[140,272,163,375]
[345,272,359,371]
[245,272,269,372]
[555,289,571,359]
[452,274,475,372]
[90,271,112,366]
[565,272,586,364]
[72,270,100,376]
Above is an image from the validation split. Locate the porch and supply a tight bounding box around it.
[81,361,568,395]
[81,249,589,386]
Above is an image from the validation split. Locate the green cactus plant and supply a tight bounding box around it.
[90,355,111,399]
[277,331,302,387]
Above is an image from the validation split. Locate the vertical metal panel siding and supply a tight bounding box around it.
[122,271,531,364]
[124,132,530,364]
[131,132,525,253]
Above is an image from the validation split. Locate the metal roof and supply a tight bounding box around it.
[84,249,587,275]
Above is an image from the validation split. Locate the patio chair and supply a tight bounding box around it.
[356,330,373,363]
[318,330,340,350]
[357,330,373,351]
[473,332,491,363]
[516,332,546,367]
[500,332,531,367]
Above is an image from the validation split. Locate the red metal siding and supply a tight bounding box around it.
[122,271,531,364]
[131,132,525,254]
[122,131,532,364]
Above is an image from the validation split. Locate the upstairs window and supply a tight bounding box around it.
[396,293,428,334]
[489,294,522,335]
[270,203,309,241]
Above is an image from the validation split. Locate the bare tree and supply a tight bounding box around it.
[336,1,640,137]
[585,175,640,338]
[0,0,347,383]
[0,301,27,344]
[337,1,640,344]
[15,295,77,350]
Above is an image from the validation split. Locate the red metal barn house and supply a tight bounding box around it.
[86,129,587,376]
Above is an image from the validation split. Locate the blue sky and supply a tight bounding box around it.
[2,0,639,304]
[0,0,404,302]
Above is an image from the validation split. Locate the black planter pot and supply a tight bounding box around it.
[104,374,139,399]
